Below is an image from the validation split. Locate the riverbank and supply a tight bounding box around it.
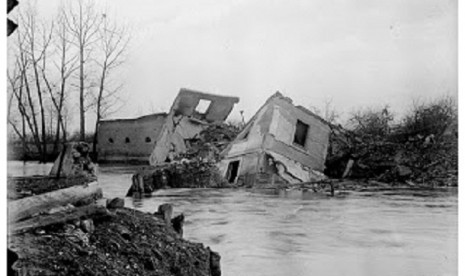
[9,206,220,276]
[7,173,221,276]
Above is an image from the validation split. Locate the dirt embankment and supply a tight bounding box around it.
[9,206,221,276]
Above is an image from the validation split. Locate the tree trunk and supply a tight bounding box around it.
[79,47,85,141]
[9,204,110,235]
[8,181,102,223]
[23,72,43,159]
[92,65,106,156]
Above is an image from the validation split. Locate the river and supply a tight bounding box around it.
[8,161,458,276]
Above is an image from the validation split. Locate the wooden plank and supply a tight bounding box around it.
[8,181,102,223]
[9,204,111,235]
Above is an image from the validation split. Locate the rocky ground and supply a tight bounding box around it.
[9,206,221,276]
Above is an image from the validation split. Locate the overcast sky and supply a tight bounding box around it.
[15,0,458,125]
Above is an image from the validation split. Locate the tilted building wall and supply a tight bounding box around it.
[218,92,331,186]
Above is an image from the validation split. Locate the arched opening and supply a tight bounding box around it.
[125,137,130,143]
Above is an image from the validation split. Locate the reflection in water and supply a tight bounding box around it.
[8,162,458,276]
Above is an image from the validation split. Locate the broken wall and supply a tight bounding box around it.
[264,98,331,171]
[97,113,167,162]
[150,89,239,165]
[220,92,331,185]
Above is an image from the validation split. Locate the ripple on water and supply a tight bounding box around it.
[210,234,227,244]
[8,162,458,276]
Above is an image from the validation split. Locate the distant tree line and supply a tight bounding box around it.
[7,0,130,162]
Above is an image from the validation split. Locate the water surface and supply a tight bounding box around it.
[8,162,458,276]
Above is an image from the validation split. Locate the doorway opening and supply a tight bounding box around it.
[226,161,240,183]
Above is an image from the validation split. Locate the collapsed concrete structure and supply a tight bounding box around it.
[98,88,333,191]
[217,92,331,187]
[97,113,167,162]
[149,88,239,165]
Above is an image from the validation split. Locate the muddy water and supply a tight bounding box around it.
[8,162,458,276]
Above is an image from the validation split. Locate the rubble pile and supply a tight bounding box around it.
[182,123,242,162]
[325,119,458,187]
[9,142,221,276]
[127,160,230,196]
[9,205,221,276]
[49,142,97,178]
[128,122,242,196]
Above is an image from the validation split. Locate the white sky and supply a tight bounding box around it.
[10,0,459,125]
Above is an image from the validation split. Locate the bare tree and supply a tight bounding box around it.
[63,0,101,141]
[323,98,340,124]
[18,8,54,162]
[7,66,30,155]
[9,17,45,160]
[8,1,129,162]
[42,10,78,154]
[91,14,130,154]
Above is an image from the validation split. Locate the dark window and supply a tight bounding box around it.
[125,137,130,143]
[145,137,152,143]
[293,120,309,147]
[108,138,114,143]
[226,161,240,183]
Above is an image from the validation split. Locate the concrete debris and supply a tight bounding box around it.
[49,142,96,178]
[79,219,95,234]
[106,197,125,209]
[127,159,232,196]
[154,203,173,224]
[150,88,239,165]
[171,213,185,237]
[123,91,337,194]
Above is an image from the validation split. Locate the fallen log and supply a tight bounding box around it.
[8,181,102,223]
[9,204,111,235]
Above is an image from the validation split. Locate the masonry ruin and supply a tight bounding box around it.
[97,113,167,162]
[149,88,240,165]
[217,92,331,187]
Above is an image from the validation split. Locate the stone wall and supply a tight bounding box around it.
[97,113,167,162]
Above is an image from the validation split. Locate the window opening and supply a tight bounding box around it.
[293,120,309,147]
[195,99,211,114]
[108,138,114,143]
[145,137,152,143]
[125,137,130,143]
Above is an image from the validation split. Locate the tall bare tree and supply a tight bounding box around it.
[9,10,45,161]
[42,10,78,154]
[18,8,54,162]
[91,14,130,154]
[8,1,129,161]
[63,0,101,141]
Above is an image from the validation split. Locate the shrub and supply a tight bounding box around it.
[399,96,457,140]
[347,105,394,140]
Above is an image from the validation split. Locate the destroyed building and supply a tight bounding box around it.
[217,92,331,186]
[97,113,167,162]
[149,88,239,165]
